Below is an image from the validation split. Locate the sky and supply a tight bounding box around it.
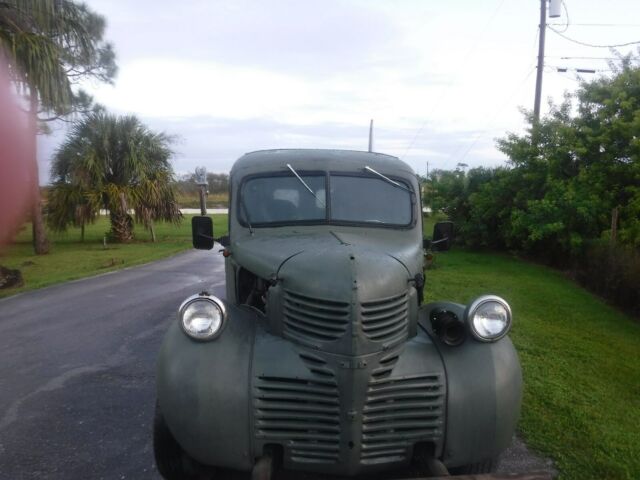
[38,0,640,182]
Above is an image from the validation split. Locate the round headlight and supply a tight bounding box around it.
[179,294,226,340]
[467,295,512,342]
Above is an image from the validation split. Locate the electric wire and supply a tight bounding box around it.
[548,27,640,48]
[547,56,618,60]
[443,24,542,167]
[450,64,537,167]
[553,0,570,33]
[548,23,640,27]
[401,0,506,159]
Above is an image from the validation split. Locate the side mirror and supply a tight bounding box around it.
[423,238,431,250]
[432,221,454,251]
[192,216,214,250]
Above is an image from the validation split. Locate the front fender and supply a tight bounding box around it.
[419,301,522,468]
[156,302,257,471]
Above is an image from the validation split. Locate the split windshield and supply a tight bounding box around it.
[239,173,413,227]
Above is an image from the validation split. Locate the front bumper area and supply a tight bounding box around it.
[157,302,522,476]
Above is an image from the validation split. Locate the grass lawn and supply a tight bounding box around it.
[2,213,430,298]
[0,214,228,298]
[424,249,640,480]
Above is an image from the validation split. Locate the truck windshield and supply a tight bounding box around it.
[239,173,413,226]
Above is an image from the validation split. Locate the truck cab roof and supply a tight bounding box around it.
[230,149,416,178]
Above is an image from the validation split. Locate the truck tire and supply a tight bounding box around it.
[450,457,498,475]
[153,404,200,480]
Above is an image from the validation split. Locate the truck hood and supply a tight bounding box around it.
[230,230,421,282]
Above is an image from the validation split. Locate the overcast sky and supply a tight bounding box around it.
[38,0,640,182]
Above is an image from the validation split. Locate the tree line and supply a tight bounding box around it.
[426,56,640,314]
[174,172,229,196]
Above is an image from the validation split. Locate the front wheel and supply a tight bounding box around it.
[153,404,201,480]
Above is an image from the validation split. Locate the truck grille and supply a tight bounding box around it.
[283,290,349,343]
[361,291,409,342]
[254,354,341,464]
[361,368,444,464]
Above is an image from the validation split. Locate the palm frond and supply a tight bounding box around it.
[49,112,181,240]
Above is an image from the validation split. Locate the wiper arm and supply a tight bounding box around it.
[240,195,254,235]
[287,163,326,207]
[364,166,413,193]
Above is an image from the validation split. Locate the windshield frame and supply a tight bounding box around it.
[236,170,416,229]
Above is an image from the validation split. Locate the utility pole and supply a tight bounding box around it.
[533,0,547,122]
[534,0,562,122]
[533,0,562,123]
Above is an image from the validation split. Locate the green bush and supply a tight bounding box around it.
[423,58,640,313]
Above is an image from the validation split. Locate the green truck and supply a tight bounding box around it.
[154,149,522,479]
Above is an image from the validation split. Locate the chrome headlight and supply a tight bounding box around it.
[467,295,512,342]
[179,293,226,340]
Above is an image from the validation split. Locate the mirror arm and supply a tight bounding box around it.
[430,237,449,245]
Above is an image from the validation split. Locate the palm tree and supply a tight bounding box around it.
[48,112,181,242]
[0,0,116,253]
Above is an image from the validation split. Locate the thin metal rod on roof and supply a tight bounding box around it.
[368,119,374,153]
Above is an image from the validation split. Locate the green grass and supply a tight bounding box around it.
[0,212,437,298]
[424,249,640,480]
[0,215,228,298]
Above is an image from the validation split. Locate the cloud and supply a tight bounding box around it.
[134,115,508,178]
[90,0,401,76]
[36,0,639,186]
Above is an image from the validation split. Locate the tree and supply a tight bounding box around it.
[0,0,116,253]
[573,57,640,248]
[496,57,640,256]
[174,172,229,194]
[48,112,181,242]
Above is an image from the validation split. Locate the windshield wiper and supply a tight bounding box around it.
[286,163,326,207]
[364,166,414,194]
[240,195,254,235]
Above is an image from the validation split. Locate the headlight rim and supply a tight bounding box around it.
[466,295,512,343]
[178,293,227,341]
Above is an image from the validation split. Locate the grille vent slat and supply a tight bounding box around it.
[361,292,409,342]
[361,357,445,465]
[255,355,340,465]
[284,290,349,343]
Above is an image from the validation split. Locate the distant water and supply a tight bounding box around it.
[98,208,228,215]
[180,208,228,214]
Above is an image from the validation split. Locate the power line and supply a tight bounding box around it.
[548,23,640,27]
[553,0,570,33]
[548,26,640,48]
[401,0,507,158]
[451,64,537,166]
[547,56,617,60]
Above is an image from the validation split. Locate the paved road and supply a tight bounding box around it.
[0,250,555,479]
[0,250,225,480]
